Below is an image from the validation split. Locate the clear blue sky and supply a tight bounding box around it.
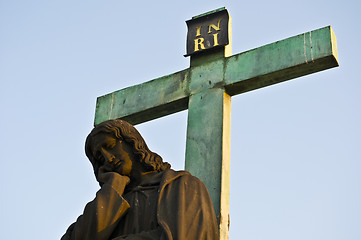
[1,1,360,239]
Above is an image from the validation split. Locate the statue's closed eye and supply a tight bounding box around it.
[95,150,105,164]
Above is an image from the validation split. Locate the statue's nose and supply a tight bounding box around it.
[101,148,115,163]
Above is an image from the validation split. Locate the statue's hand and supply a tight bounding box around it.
[97,165,130,192]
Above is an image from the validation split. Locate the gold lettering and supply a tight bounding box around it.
[196,26,202,37]
[194,38,206,52]
[208,19,221,33]
[213,33,219,46]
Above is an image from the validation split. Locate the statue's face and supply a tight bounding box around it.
[91,132,134,176]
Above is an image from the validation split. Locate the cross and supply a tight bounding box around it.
[93,8,339,240]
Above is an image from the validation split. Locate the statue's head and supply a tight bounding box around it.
[85,119,171,179]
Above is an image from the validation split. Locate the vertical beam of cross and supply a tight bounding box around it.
[185,88,231,238]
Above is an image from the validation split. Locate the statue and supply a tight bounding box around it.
[61,119,218,240]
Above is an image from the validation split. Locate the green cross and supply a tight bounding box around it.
[93,8,338,239]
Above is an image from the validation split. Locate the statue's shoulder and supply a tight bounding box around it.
[161,169,205,187]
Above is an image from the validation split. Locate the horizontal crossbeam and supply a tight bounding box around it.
[94,26,338,125]
[95,69,190,125]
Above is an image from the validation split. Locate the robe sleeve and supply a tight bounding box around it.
[157,174,219,240]
[61,179,130,240]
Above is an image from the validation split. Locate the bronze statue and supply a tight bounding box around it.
[62,119,218,240]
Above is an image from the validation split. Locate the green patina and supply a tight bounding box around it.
[185,88,230,216]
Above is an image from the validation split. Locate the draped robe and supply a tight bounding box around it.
[61,169,218,240]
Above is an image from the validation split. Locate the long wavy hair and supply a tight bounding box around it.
[85,119,171,177]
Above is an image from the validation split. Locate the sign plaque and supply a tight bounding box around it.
[185,8,230,57]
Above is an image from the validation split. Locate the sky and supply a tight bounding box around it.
[1,0,360,239]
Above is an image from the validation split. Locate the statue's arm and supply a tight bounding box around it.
[61,174,130,240]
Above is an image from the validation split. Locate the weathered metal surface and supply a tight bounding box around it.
[224,26,339,95]
[95,69,190,125]
[189,58,225,94]
[185,88,231,240]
